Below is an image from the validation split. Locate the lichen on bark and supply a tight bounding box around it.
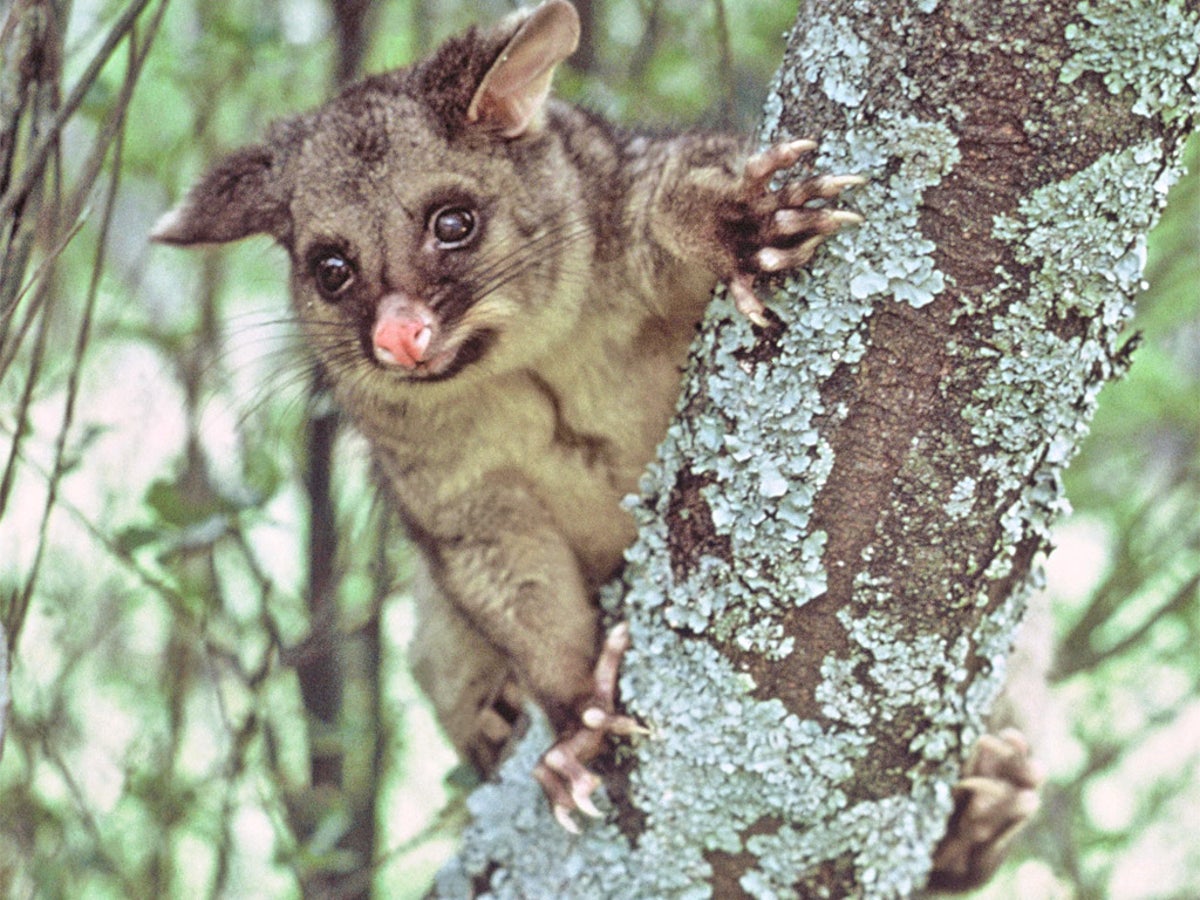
[435,2,1199,897]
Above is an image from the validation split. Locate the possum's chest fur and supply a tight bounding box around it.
[352,291,702,589]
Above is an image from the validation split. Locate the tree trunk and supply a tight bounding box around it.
[435,1,1199,897]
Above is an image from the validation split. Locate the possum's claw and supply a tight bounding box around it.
[928,729,1044,891]
[721,138,864,326]
[533,623,645,832]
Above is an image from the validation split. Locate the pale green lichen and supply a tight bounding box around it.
[438,634,882,899]
[742,790,951,899]
[834,589,980,766]
[789,13,872,107]
[837,114,959,309]
[647,293,845,657]
[945,477,978,520]
[992,142,1173,322]
[1061,0,1200,121]
[965,138,1187,591]
[658,108,960,661]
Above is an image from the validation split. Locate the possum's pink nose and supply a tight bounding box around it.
[373,314,432,369]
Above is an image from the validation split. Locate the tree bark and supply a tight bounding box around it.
[435,1,1199,897]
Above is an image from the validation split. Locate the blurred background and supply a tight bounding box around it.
[0,1,1196,897]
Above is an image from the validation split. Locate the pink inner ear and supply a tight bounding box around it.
[467,0,580,137]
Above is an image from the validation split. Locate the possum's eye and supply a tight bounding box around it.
[430,206,477,248]
[311,252,355,300]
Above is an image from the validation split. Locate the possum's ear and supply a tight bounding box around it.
[151,144,290,246]
[466,0,580,137]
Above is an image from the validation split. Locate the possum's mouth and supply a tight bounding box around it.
[377,329,496,382]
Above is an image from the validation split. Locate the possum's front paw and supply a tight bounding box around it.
[533,623,645,833]
[928,729,1044,892]
[721,138,863,326]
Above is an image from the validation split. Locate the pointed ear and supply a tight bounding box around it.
[151,145,289,246]
[466,0,580,138]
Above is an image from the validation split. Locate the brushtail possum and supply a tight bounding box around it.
[154,0,1039,887]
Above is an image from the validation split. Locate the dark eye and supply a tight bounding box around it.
[312,252,355,299]
[431,206,477,247]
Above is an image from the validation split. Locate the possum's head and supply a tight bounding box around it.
[154,1,587,391]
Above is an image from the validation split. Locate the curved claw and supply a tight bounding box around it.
[533,622,644,832]
[572,785,603,819]
[929,729,1045,891]
[729,275,770,327]
[744,138,818,191]
[756,234,826,273]
[535,742,604,833]
[554,805,582,834]
[535,743,603,833]
[790,173,868,201]
[581,706,650,736]
[720,138,864,327]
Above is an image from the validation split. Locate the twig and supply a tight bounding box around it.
[8,0,168,647]
[0,0,156,222]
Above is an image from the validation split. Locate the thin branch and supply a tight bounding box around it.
[0,0,157,222]
[0,211,87,372]
[0,618,8,762]
[0,221,57,524]
[0,0,60,321]
[712,0,735,129]
[34,721,144,898]
[1068,570,1200,678]
[8,3,167,647]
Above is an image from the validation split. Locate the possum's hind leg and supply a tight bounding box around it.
[409,563,526,774]
[928,729,1044,892]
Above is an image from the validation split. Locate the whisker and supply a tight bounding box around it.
[469,212,597,302]
[473,206,594,276]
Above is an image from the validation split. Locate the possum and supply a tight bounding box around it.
[154,1,1039,886]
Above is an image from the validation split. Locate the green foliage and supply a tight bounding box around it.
[1,1,1197,897]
